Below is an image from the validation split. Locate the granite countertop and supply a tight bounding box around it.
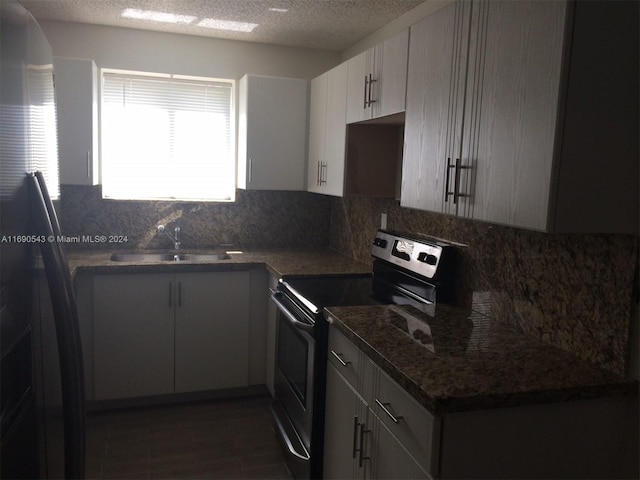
[66,248,372,279]
[325,303,636,415]
[67,248,636,416]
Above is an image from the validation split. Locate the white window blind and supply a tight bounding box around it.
[29,65,59,199]
[101,71,234,201]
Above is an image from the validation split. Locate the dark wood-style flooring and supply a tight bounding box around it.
[85,395,293,479]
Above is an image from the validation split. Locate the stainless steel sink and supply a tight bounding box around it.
[110,252,231,262]
[179,253,232,262]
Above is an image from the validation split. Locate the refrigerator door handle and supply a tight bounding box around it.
[29,172,86,479]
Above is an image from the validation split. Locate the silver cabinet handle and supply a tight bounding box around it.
[316,161,321,186]
[375,399,403,424]
[352,416,370,467]
[445,157,470,204]
[445,157,455,203]
[86,151,91,178]
[453,157,462,205]
[330,350,351,367]
[358,422,370,467]
[367,73,377,106]
[363,74,368,109]
[248,157,252,184]
[352,416,359,459]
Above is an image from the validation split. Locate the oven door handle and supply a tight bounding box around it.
[271,402,311,462]
[271,292,315,333]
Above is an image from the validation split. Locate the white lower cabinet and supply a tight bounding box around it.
[324,327,432,480]
[174,271,250,393]
[92,271,250,401]
[324,326,638,480]
[323,363,370,480]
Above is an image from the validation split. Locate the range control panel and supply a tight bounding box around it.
[371,230,453,280]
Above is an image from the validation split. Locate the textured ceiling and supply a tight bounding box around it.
[19,0,426,51]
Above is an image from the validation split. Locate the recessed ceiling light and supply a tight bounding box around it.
[197,18,259,32]
[268,8,289,13]
[122,8,196,24]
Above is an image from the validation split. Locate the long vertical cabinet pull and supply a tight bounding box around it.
[445,158,455,202]
[320,162,328,186]
[358,422,370,467]
[316,161,321,186]
[367,73,377,107]
[445,158,469,205]
[352,416,359,459]
[453,158,463,204]
[352,416,370,467]
[363,75,369,109]
[362,73,378,109]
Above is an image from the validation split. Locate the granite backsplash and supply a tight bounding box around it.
[328,195,639,377]
[59,185,333,250]
[60,185,639,376]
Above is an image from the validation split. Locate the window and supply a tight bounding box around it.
[101,70,234,201]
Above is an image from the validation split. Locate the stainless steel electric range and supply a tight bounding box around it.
[270,230,457,479]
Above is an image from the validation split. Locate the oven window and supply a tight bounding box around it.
[277,319,309,406]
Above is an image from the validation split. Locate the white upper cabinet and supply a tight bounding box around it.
[307,63,348,196]
[346,29,409,124]
[401,1,471,218]
[402,0,638,233]
[237,75,308,191]
[54,57,99,185]
[461,0,567,230]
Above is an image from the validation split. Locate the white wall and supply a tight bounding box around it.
[39,20,340,80]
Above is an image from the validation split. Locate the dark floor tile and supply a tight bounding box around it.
[86,395,292,480]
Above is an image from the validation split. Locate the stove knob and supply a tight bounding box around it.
[373,238,388,248]
[418,252,438,265]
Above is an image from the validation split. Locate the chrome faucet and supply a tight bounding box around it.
[157,224,180,250]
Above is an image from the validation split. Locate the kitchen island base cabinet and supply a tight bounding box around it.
[92,271,250,401]
[324,327,432,480]
[438,396,639,480]
[325,325,638,479]
[323,363,370,480]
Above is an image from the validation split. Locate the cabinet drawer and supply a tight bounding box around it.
[373,366,438,473]
[327,327,362,389]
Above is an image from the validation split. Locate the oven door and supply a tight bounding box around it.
[271,291,316,478]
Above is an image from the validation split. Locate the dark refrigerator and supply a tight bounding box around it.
[0,1,86,478]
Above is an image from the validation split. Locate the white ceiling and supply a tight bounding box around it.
[19,0,426,51]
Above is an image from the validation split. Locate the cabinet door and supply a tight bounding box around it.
[462,0,566,229]
[346,49,374,124]
[401,1,471,216]
[372,30,409,119]
[93,274,174,400]
[323,62,348,196]
[238,75,308,191]
[174,271,250,393]
[53,57,98,185]
[370,418,429,480]
[323,362,369,480]
[307,72,328,193]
